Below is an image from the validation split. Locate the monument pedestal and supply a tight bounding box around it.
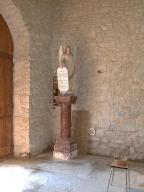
[53,138,77,160]
[53,95,77,160]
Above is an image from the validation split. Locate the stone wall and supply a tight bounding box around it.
[1,0,144,159]
[0,0,31,157]
[51,0,144,160]
[13,0,55,155]
[1,0,55,157]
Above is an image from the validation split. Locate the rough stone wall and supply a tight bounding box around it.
[51,0,144,160]
[1,0,55,157]
[13,0,55,155]
[2,0,144,160]
[0,0,31,157]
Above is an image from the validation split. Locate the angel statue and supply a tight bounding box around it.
[58,45,77,92]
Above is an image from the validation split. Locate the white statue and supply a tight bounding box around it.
[58,45,76,92]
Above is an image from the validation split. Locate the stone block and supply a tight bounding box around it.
[53,138,77,160]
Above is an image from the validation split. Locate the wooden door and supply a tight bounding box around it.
[0,15,13,158]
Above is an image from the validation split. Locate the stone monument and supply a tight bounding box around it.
[57,65,69,93]
[53,45,78,160]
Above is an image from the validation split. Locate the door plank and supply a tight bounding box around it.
[0,15,13,158]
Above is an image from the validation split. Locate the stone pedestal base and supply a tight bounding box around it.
[53,138,78,160]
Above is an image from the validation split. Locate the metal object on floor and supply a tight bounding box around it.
[107,159,130,192]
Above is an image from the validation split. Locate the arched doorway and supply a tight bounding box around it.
[0,14,13,158]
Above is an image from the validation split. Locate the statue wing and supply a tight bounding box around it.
[73,47,77,59]
[73,47,77,68]
[58,45,63,64]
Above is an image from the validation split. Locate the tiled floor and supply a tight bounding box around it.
[0,153,144,192]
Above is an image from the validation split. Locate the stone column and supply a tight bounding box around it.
[61,102,71,138]
[53,95,77,160]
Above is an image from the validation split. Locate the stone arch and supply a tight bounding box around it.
[0,0,30,157]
